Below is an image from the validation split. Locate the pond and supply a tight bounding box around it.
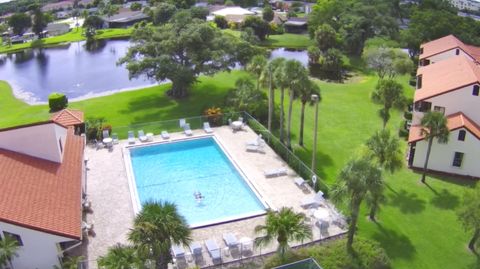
[0,40,308,103]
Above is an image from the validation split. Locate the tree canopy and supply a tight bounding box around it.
[242,15,270,41]
[8,13,32,35]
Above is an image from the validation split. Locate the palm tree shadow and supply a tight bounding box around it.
[294,147,334,180]
[372,222,416,260]
[387,189,426,214]
[430,189,460,210]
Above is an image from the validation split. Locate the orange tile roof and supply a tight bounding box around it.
[51,109,84,127]
[408,112,480,143]
[0,128,84,239]
[415,56,480,102]
[420,35,480,62]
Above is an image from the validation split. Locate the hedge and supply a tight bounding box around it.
[48,92,68,112]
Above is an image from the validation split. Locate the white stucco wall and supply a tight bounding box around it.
[412,83,480,125]
[0,123,66,163]
[425,48,474,64]
[0,222,76,269]
[412,128,480,177]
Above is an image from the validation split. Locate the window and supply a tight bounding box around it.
[420,47,424,54]
[456,48,460,55]
[416,75,423,89]
[414,101,432,112]
[58,138,63,153]
[473,85,479,96]
[452,152,464,167]
[433,106,445,114]
[3,232,23,246]
[458,130,466,141]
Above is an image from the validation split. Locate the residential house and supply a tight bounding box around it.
[41,1,74,12]
[46,23,71,37]
[449,0,480,11]
[419,34,480,66]
[103,10,149,28]
[284,17,307,33]
[0,121,86,268]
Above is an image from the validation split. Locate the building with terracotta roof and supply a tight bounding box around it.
[51,108,85,134]
[0,121,86,268]
[408,36,480,178]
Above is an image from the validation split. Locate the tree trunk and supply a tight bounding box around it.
[347,201,361,251]
[369,198,378,222]
[279,87,285,143]
[268,71,274,132]
[421,137,434,183]
[299,101,306,146]
[156,252,170,269]
[286,89,294,149]
[469,229,480,251]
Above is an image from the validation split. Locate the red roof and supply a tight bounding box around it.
[420,35,480,62]
[0,128,84,239]
[51,109,84,127]
[409,112,480,143]
[415,56,480,102]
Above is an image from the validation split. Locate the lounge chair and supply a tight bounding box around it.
[138,130,147,142]
[223,233,239,248]
[161,130,170,140]
[246,134,265,146]
[264,167,287,178]
[171,245,185,258]
[179,118,186,128]
[246,144,264,153]
[102,130,110,139]
[94,139,104,150]
[294,177,306,188]
[128,131,135,144]
[111,133,119,144]
[189,241,203,256]
[301,191,325,208]
[203,122,213,133]
[184,123,193,136]
[205,239,221,262]
[239,237,253,254]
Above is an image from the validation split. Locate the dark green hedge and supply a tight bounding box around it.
[48,92,68,112]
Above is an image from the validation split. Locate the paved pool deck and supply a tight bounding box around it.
[82,125,346,268]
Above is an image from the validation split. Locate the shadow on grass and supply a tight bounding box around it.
[372,222,416,260]
[295,147,334,181]
[412,170,477,188]
[430,189,460,210]
[387,189,426,214]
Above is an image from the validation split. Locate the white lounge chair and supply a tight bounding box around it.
[246,134,265,146]
[223,233,239,248]
[161,130,170,140]
[138,130,148,142]
[205,239,221,262]
[301,191,325,208]
[294,177,306,188]
[179,118,186,128]
[246,144,264,153]
[102,130,110,139]
[264,167,287,178]
[171,245,185,258]
[184,123,193,136]
[111,133,119,144]
[189,241,202,257]
[203,122,213,133]
[127,131,135,144]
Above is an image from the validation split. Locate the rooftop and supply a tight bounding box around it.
[420,35,480,62]
[103,11,149,23]
[51,109,84,127]
[212,6,255,17]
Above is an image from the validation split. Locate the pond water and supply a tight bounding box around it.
[0,39,308,103]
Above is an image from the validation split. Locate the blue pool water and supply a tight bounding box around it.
[129,137,267,227]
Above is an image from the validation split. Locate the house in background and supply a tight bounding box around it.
[102,10,149,28]
[284,17,308,33]
[0,121,86,268]
[408,42,480,178]
[419,35,480,66]
[46,23,71,37]
[449,0,480,11]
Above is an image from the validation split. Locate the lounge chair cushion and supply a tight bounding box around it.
[264,168,287,178]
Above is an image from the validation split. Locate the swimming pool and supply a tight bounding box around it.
[127,137,267,227]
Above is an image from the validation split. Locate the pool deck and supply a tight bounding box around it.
[82,125,346,268]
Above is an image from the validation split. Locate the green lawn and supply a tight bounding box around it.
[222,29,312,49]
[0,69,478,268]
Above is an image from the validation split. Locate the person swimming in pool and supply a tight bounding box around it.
[194,191,204,202]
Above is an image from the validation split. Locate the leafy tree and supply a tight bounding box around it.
[32,8,47,38]
[365,129,403,221]
[190,6,209,20]
[307,45,321,64]
[371,79,406,129]
[332,156,384,250]
[274,60,289,143]
[255,207,312,259]
[457,184,480,252]
[298,79,320,147]
[419,111,449,184]
[98,244,140,269]
[8,13,31,35]
[246,55,267,91]
[152,3,177,25]
[0,234,19,269]
[314,23,337,52]
[130,2,142,11]
[242,15,270,41]
[233,39,264,67]
[225,77,267,118]
[129,201,191,269]
[98,0,119,18]
[363,47,413,79]
[120,14,243,98]
[214,15,228,29]
[317,48,344,81]
[260,57,286,132]
[262,5,274,22]
[83,15,104,29]
[240,27,260,45]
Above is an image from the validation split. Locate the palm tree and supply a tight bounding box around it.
[246,55,267,91]
[365,129,403,221]
[331,156,383,250]
[282,59,308,149]
[420,111,449,184]
[457,184,480,252]
[98,244,140,269]
[274,61,289,143]
[371,79,406,129]
[0,235,19,269]
[260,57,285,132]
[254,207,312,259]
[128,201,191,269]
[298,79,320,147]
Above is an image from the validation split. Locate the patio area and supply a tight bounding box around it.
[82,124,346,268]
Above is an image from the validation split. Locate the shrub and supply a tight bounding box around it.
[214,16,228,29]
[48,92,68,112]
[404,111,412,120]
[204,107,223,126]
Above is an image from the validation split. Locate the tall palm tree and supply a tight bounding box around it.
[371,79,406,129]
[274,61,289,143]
[60,256,85,269]
[0,235,19,269]
[260,57,285,132]
[420,111,449,184]
[246,55,267,91]
[282,59,308,149]
[331,156,383,250]
[298,79,320,147]
[254,207,312,259]
[365,129,403,221]
[128,201,191,269]
[98,244,140,269]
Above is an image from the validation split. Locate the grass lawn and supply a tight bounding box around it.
[0,68,478,268]
[0,27,132,54]
[222,29,312,49]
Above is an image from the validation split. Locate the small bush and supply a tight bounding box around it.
[48,92,68,112]
[404,111,412,120]
[214,16,228,29]
[399,128,409,139]
[204,107,223,126]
